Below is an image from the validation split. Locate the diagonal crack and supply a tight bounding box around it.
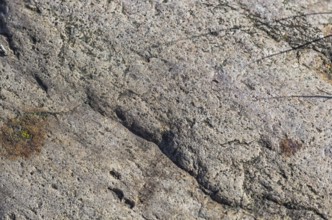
[264,194,328,220]
[253,34,332,63]
[113,107,238,209]
[112,106,330,219]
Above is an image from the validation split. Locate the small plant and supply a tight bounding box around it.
[21,129,32,139]
[0,113,48,159]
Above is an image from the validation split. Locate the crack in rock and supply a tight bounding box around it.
[112,106,330,218]
[0,0,20,58]
[113,107,237,209]
[108,187,135,209]
[264,194,328,220]
[34,74,48,93]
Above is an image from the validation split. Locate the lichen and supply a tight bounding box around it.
[20,129,32,139]
[0,113,48,159]
[279,137,302,157]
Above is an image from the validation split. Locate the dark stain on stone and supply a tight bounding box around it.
[279,137,303,157]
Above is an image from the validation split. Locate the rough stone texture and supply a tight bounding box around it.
[1,0,332,219]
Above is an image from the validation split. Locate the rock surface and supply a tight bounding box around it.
[1,0,332,219]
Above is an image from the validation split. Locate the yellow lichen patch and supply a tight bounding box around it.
[0,113,48,159]
[21,130,32,139]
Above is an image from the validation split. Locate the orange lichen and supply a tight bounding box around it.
[0,113,48,159]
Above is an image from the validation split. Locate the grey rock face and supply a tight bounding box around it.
[1,0,332,219]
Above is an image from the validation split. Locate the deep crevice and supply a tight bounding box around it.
[85,89,109,117]
[124,198,135,209]
[113,107,236,209]
[114,107,159,143]
[107,187,135,209]
[115,108,126,121]
[108,187,124,201]
[34,74,48,93]
[110,170,121,180]
[0,1,20,58]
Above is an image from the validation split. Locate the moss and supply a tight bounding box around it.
[0,113,48,159]
[21,130,32,139]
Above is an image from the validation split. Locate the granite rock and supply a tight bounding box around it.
[1,0,332,219]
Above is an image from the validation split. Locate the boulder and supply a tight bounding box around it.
[1,0,331,219]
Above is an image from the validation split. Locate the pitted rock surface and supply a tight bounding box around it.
[1,0,332,219]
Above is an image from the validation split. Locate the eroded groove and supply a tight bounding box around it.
[85,89,109,117]
[159,131,177,158]
[112,107,330,217]
[107,187,135,209]
[108,187,124,201]
[126,121,156,143]
[34,74,48,93]
[113,107,236,209]
[264,194,327,220]
[114,107,159,143]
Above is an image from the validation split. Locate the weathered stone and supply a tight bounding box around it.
[1,0,332,219]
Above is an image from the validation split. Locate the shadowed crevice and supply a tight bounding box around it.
[34,74,48,93]
[108,187,135,209]
[0,0,20,58]
[113,107,236,209]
